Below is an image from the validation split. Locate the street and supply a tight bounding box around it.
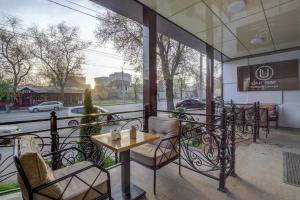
[0,101,206,183]
[0,101,175,133]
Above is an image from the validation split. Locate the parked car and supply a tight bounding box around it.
[29,101,64,112]
[66,105,122,126]
[176,99,205,110]
[0,125,20,144]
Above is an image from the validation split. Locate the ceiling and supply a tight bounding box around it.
[137,0,300,59]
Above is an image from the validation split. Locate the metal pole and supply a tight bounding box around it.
[50,111,60,170]
[230,105,236,177]
[256,101,260,139]
[253,102,257,143]
[218,108,227,192]
[121,65,125,104]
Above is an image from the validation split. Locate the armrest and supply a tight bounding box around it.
[42,147,87,161]
[33,163,110,192]
[154,135,179,157]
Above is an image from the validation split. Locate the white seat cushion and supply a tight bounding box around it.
[53,161,108,200]
[131,143,178,167]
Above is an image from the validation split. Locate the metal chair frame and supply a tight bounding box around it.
[14,139,112,200]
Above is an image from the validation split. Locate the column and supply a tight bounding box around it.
[206,45,214,123]
[143,7,157,131]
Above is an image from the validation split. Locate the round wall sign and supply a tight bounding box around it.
[255,65,274,81]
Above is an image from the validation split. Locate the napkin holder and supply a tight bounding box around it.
[111,129,121,140]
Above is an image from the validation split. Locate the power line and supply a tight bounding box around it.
[63,0,103,16]
[45,0,99,19]
[0,27,124,60]
[46,0,100,19]
[83,63,136,71]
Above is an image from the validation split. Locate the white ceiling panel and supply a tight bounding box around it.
[138,0,300,59]
[196,25,235,45]
[202,0,263,23]
[219,39,249,58]
[262,0,293,10]
[226,12,274,53]
[265,0,300,50]
[169,2,222,34]
[138,0,201,18]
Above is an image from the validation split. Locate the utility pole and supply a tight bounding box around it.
[121,65,125,104]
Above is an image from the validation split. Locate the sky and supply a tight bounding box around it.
[0,0,137,88]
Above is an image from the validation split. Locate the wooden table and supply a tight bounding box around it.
[92,130,160,200]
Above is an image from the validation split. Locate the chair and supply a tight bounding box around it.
[130,116,180,194]
[259,108,270,138]
[14,135,112,200]
[260,104,279,128]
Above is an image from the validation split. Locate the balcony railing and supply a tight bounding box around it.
[0,105,261,195]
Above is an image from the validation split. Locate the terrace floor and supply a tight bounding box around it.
[3,127,300,200]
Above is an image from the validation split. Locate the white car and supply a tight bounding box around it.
[0,125,20,144]
[66,106,122,126]
[29,101,64,112]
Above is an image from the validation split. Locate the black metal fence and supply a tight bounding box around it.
[0,109,143,194]
[0,106,264,194]
[157,109,235,192]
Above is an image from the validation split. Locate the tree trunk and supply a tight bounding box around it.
[199,53,203,102]
[180,80,184,100]
[60,87,65,105]
[134,88,138,103]
[180,88,183,100]
[165,79,174,111]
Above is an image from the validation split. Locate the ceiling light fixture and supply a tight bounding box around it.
[227,0,246,14]
[250,36,265,45]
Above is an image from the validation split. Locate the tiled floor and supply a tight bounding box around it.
[3,128,300,200]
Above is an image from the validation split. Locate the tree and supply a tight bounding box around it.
[131,76,142,103]
[30,22,90,103]
[0,80,17,112]
[79,88,101,160]
[175,75,188,100]
[0,16,33,92]
[188,54,205,101]
[95,11,197,111]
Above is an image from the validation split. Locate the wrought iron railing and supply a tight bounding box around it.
[1,108,239,194]
[0,109,144,194]
[157,109,236,192]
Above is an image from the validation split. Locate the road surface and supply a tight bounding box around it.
[0,101,178,132]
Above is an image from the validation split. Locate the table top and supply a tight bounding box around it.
[91,130,160,152]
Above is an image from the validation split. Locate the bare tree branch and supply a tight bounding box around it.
[30,22,91,101]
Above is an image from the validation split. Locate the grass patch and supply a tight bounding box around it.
[0,182,19,193]
[103,156,116,168]
[185,140,202,149]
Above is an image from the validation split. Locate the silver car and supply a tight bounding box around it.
[0,125,20,144]
[29,101,64,112]
[66,105,121,126]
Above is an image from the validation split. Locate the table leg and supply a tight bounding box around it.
[121,150,130,195]
[112,150,146,200]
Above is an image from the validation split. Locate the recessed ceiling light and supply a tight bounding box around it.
[227,0,246,14]
[250,37,265,45]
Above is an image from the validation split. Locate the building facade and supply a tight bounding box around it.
[0,86,84,110]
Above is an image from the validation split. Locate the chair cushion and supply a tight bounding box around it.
[259,109,268,127]
[131,143,178,167]
[148,116,180,149]
[17,136,62,200]
[260,104,277,118]
[53,161,108,200]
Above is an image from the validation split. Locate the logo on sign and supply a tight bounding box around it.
[255,65,274,81]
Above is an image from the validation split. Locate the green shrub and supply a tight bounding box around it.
[79,89,101,160]
[0,182,19,193]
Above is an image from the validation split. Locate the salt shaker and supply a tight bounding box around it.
[130,126,137,139]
